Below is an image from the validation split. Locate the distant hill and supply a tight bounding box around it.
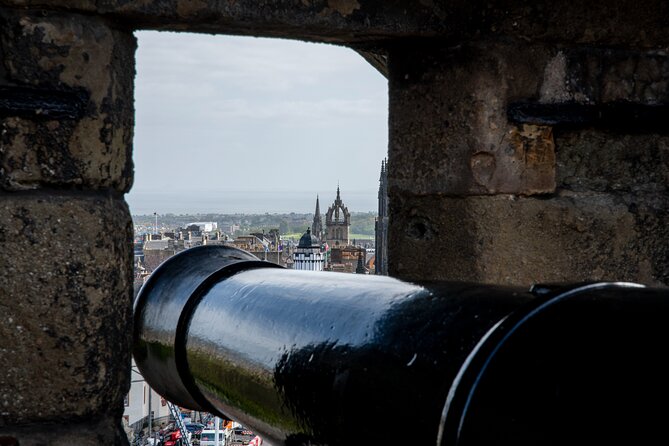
[132,212,377,237]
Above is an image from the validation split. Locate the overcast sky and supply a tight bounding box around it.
[127,31,388,215]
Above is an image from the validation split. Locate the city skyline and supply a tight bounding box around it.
[127,31,388,215]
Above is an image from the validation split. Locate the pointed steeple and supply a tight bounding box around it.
[378,159,388,216]
[311,194,323,240]
[376,158,389,275]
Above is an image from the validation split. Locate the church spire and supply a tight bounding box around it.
[325,185,351,247]
[378,159,388,216]
[376,158,389,275]
[311,195,323,240]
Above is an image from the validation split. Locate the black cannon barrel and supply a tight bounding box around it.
[439,282,669,446]
[133,246,669,446]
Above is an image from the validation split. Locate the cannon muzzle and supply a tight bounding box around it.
[133,245,669,446]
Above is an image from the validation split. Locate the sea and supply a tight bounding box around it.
[127,190,377,215]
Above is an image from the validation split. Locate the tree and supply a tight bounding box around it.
[279,220,289,235]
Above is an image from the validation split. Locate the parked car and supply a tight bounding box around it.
[229,427,256,445]
[199,429,227,446]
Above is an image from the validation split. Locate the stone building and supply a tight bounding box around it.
[142,238,179,272]
[320,186,367,273]
[327,245,366,273]
[2,2,669,444]
[292,228,325,271]
[123,360,171,442]
[375,159,389,275]
[229,234,289,267]
[231,234,268,253]
[324,186,351,248]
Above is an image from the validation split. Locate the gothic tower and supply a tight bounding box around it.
[325,186,351,248]
[311,195,323,240]
[375,159,389,275]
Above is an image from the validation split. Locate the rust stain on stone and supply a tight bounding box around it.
[508,124,556,194]
[327,0,361,16]
[177,0,208,16]
[510,124,554,166]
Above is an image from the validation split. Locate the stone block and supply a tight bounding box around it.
[0,10,135,192]
[388,42,557,196]
[541,49,669,104]
[0,192,133,425]
[389,193,669,286]
[0,417,127,445]
[556,130,669,193]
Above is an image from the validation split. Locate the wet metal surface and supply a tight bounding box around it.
[440,282,669,446]
[133,245,275,411]
[134,246,533,445]
[134,246,669,446]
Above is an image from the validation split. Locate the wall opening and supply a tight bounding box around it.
[124,31,388,440]
[127,31,388,215]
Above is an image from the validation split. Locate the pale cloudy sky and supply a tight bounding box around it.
[127,31,388,214]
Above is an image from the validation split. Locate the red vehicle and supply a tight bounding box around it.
[163,429,183,446]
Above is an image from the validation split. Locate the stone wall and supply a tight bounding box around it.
[0,8,135,445]
[388,41,669,284]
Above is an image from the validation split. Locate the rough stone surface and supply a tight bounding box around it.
[389,42,669,197]
[556,130,669,193]
[387,40,669,285]
[0,417,128,445]
[2,1,669,48]
[390,192,669,285]
[540,49,669,104]
[0,192,133,425]
[388,41,555,196]
[0,10,136,192]
[0,0,450,43]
